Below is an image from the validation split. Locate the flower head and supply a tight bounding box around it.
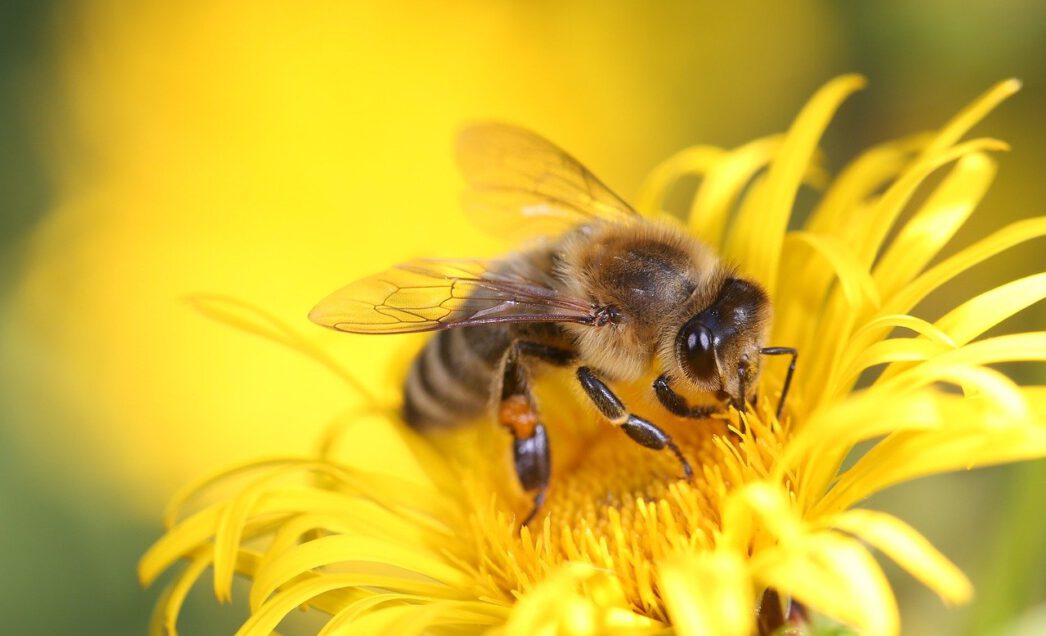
[141,76,1046,636]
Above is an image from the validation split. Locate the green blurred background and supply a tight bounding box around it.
[1,1,1043,634]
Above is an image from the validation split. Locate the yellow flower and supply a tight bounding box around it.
[140,76,1046,636]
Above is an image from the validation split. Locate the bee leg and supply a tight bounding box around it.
[577,367,693,480]
[499,343,552,528]
[513,422,550,528]
[653,373,721,418]
[759,347,798,419]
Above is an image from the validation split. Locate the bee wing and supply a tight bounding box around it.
[309,259,597,334]
[457,123,638,238]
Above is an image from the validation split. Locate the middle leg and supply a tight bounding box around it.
[577,367,693,480]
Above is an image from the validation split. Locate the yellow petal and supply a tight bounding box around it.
[689,134,826,249]
[140,504,272,588]
[320,604,428,636]
[906,332,1046,369]
[754,533,899,636]
[921,79,1021,157]
[726,74,866,295]
[883,218,1046,318]
[834,338,951,397]
[852,314,958,348]
[822,402,1046,513]
[251,535,473,605]
[826,509,972,605]
[150,549,213,636]
[633,145,724,216]
[241,583,404,636]
[853,138,1008,270]
[935,273,1046,346]
[502,563,656,636]
[658,552,754,636]
[784,231,881,311]
[806,133,929,235]
[162,457,299,529]
[873,152,997,298]
[780,392,943,505]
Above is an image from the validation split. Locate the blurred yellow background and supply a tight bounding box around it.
[0,1,1042,633]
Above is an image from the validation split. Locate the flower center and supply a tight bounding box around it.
[458,380,768,619]
[540,417,731,537]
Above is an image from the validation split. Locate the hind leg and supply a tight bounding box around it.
[498,341,576,527]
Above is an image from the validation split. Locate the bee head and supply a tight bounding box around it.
[674,277,771,408]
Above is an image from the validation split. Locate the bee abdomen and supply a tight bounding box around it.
[402,326,509,427]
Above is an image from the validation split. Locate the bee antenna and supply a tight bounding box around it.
[760,347,798,420]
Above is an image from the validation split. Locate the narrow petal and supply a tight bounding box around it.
[240,582,405,636]
[779,391,944,506]
[853,138,1008,275]
[779,134,926,351]
[851,314,957,348]
[882,218,1046,318]
[920,79,1021,157]
[251,535,473,605]
[726,74,866,296]
[150,549,213,636]
[821,403,1046,513]
[873,152,997,298]
[754,534,899,636]
[834,339,951,397]
[826,509,972,605]
[634,145,724,216]
[785,231,881,310]
[850,218,1046,359]
[689,134,826,249]
[884,333,1046,373]
[806,133,929,235]
[935,273,1046,346]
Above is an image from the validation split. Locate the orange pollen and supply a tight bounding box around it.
[499,394,539,439]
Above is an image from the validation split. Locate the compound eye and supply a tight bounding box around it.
[679,320,718,383]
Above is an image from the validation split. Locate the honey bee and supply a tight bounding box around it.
[310,124,796,525]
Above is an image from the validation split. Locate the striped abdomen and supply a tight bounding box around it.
[402,325,512,427]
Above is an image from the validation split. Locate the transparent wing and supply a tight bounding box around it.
[309,259,598,334]
[457,123,638,237]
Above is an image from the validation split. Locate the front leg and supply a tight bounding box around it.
[653,373,721,418]
[576,367,692,480]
